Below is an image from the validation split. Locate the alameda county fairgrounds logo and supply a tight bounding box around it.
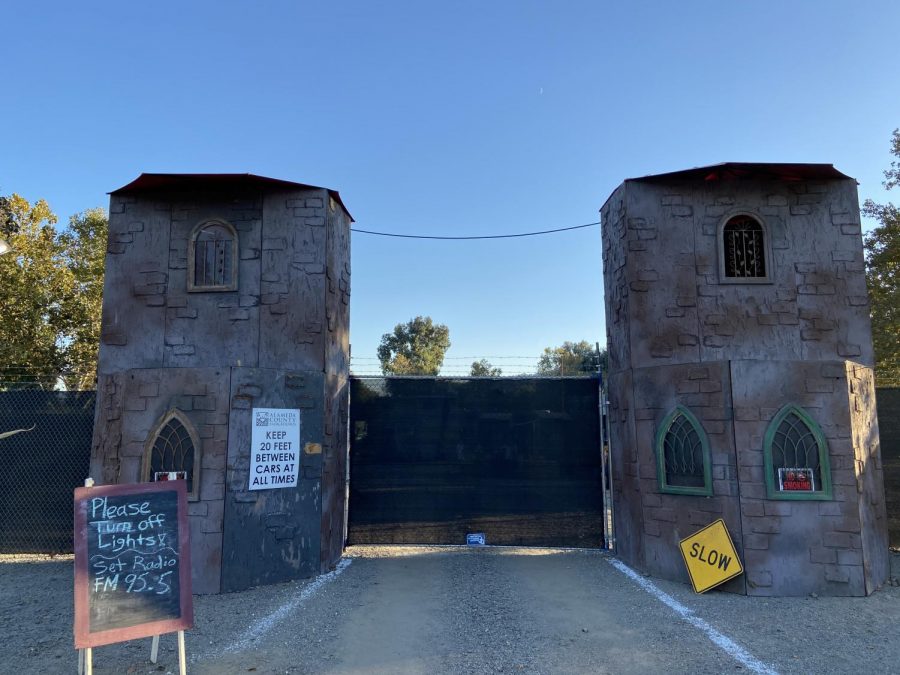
[255,410,298,427]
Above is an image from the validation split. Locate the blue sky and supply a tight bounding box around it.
[3,1,899,374]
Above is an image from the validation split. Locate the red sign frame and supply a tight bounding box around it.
[777,467,815,492]
[73,481,193,648]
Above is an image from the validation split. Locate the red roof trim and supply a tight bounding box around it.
[109,173,353,221]
[626,162,853,184]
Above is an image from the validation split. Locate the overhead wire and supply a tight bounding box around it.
[350,221,600,240]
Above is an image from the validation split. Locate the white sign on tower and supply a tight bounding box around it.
[249,408,300,491]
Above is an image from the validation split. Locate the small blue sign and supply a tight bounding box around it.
[466,533,486,546]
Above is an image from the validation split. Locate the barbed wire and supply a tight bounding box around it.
[0,360,896,382]
[350,356,545,361]
[349,354,900,383]
[349,354,598,377]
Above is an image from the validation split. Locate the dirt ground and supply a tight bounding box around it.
[2,546,899,674]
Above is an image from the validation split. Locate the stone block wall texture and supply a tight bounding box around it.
[221,369,325,591]
[91,179,351,593]
[321,203,351,568]
[92,368,230,593]
[604,175,872,368]
[630,362,746,593]
[601,167,889,596]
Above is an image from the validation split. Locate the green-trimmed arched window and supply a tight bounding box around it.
[763,405,832,500]
[655,406,712,496]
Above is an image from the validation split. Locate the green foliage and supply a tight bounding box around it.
[377,316,451,375]
[470,359,502,377]
[0,194,67,388]
[0,194,16,238]
[60,209,108,389]
[863,129,900,386]
[0,194,108,390]
[537,340,606,376]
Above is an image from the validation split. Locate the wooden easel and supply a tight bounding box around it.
[150,632,187,673]
[78,632,186,675]
[77,477,95,675]
[76,478,188,674]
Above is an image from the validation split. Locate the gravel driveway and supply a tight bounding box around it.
[2,546,899,674]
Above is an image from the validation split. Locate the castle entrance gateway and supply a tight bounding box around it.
[89,164,890,598]
[347,376,604,547]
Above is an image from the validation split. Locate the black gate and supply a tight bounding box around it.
[348,376,603,547]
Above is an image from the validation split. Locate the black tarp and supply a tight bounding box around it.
[878,388,900,548]
[348,377,604,547]
[0,390,95,553]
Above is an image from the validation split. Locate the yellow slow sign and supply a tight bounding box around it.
[678,519,743,593]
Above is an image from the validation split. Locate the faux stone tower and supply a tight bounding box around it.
[90,174,351,593]
[601,163,889,596]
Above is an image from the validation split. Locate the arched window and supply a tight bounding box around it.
[720,214,769,281]
[188,220,237,291]
[142,409,201,500]
[655,406,712,496]
[763,405,832,500]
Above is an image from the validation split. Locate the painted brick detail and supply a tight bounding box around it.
[92,184,352,595]
[601,171,886,597]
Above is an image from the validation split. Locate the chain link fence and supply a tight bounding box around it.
[879,388,900,549]
[0,383,897,552]
[875,359,900,388]
[0,389,95,554]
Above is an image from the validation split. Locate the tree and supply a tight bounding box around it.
[0,194,68,388]
[470,359,502,377]
[377,316,451,375]
[60,209,108,389]
[0,194,17,238]
[0,194,108,390]
[863,128,900,385]
[536,340,606,376]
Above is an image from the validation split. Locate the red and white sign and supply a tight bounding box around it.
[154,471,187,482]
[778,467,815,492]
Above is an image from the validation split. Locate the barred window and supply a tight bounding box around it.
[188,221,237,291]
[143,410,201,500]
[656,406,712,496]
[722,215,767,279]
[764,405,832,500]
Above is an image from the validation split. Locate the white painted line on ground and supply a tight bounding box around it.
[607,557,779,675]
[218,558,352,656]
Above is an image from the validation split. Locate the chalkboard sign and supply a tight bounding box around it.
[74,481,193,648]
